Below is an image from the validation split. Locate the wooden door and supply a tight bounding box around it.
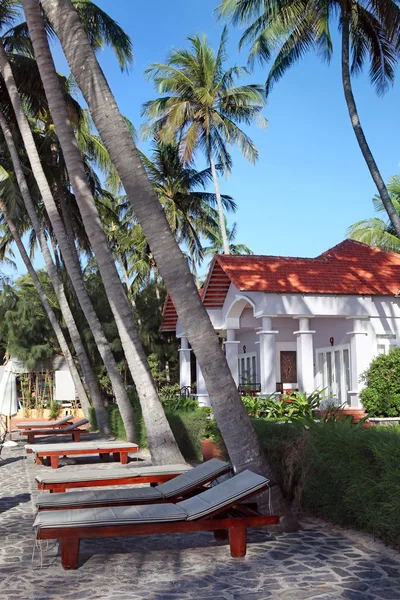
[280,351,297,383]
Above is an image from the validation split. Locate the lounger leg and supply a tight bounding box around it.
[229,527,247,558]
[214,529,229,541]
[35,455,43,465]
[120,452,128,464]
[72,431,81,442]
[50,456,59,469]
[28,432,34,444]
[61,537,80,570]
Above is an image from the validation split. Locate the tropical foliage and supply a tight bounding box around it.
[348,176,400,253]
[142,27,266,254]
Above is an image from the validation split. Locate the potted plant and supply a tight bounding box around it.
[201,410,226,461]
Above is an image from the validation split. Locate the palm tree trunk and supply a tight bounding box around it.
[0,42,132,439]
[0,201,92,419]
[0,111,109,433]
[341,10,400,237]
[41,0,298,529]
[207,149,230,254]
[22,0,184,464]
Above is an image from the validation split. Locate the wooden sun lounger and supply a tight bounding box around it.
[16,415,73,430]
[21,419,89,444]
[25,441,139,469]
[33,470,279,569]
[35,458,232,510]
[36,464,194,493]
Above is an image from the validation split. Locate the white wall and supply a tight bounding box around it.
[54,370,76,402]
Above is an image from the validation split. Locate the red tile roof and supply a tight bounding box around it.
[160,240,400,328]
[203,240,400,307]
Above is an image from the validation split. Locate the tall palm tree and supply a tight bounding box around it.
[348,176,400,253]
[21,0,185,463]
[39,0,298,529]
[140,137,237,282]
[0,112,110,431]
[204,219,252,257]
[218,0,400,238]
[0,165,94,420]
[142,27,267,255]
[0,23,136,441]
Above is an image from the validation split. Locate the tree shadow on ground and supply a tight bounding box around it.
[0,492,31,513]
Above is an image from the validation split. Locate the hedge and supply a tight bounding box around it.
[90,403,400,546]
[89,403,208,461]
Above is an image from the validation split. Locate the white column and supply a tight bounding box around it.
[294,317,315,393]
[178,337,191,390]
[225,329,240,386]
[257,317,278,395]
[347,318,370,408]
[196,360,210,406]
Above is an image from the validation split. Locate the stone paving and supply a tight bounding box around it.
[1,439,400,600]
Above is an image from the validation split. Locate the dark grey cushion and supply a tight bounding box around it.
[157,458,231,499]
[19,415,71,428]
[36,486,164,509]
[35,464,190,485]
[33,503,187,531]
[178,470,268,521]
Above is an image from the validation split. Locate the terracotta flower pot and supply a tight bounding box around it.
[201,439,225,462]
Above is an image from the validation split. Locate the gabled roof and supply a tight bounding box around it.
[159,294,178,332]
[160,240,400,328]
[201,240,400,306]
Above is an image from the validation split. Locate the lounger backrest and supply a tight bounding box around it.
[157,458,231,499]
[178,470,269,521]
[19,415,71,428]
[63,419,89,431]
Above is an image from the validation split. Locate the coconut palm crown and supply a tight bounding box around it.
[141,26,267,254]
[218,0,400,239]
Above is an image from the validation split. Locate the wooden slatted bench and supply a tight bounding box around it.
[21,419,89,444]
[26,441,139,469]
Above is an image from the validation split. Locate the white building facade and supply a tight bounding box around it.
[160,240,400,408]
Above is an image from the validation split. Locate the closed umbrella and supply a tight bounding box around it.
[0,361,18,441]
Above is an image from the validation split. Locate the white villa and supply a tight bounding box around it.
[160,240,400,408]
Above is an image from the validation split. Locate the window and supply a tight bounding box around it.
[317,345,351,405]
[238,352,257,385]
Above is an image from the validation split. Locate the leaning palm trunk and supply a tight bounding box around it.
[41,0,298,529]
[0,41,134,441]
[207,149,230,254]
[341,11,400,238]
[22,0,184,464]
[0,111,109,432]
[0,201,92,420]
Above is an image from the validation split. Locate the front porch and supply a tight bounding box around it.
[179,308,371,408]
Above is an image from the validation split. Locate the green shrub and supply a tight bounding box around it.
[241,389,325,419]
[360,347,400,416]
[89,394,208,461]
[48,401,62,420]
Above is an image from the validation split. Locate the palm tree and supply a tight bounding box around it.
[0,17,136,441]
[204,220,252,257]
[39,0,298,529]
[0,165,94,420]
[0,112,111,432]
[140,137,237,283]
[21,0,185,463]
[348,176,400,253]
[218,0,400,238]
[142,27,267,255]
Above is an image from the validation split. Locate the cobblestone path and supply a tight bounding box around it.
[1,442,399,600]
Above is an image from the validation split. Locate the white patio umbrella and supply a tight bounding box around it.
[0,361,18,442]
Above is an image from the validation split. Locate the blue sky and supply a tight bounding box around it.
[4,0,400,276]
